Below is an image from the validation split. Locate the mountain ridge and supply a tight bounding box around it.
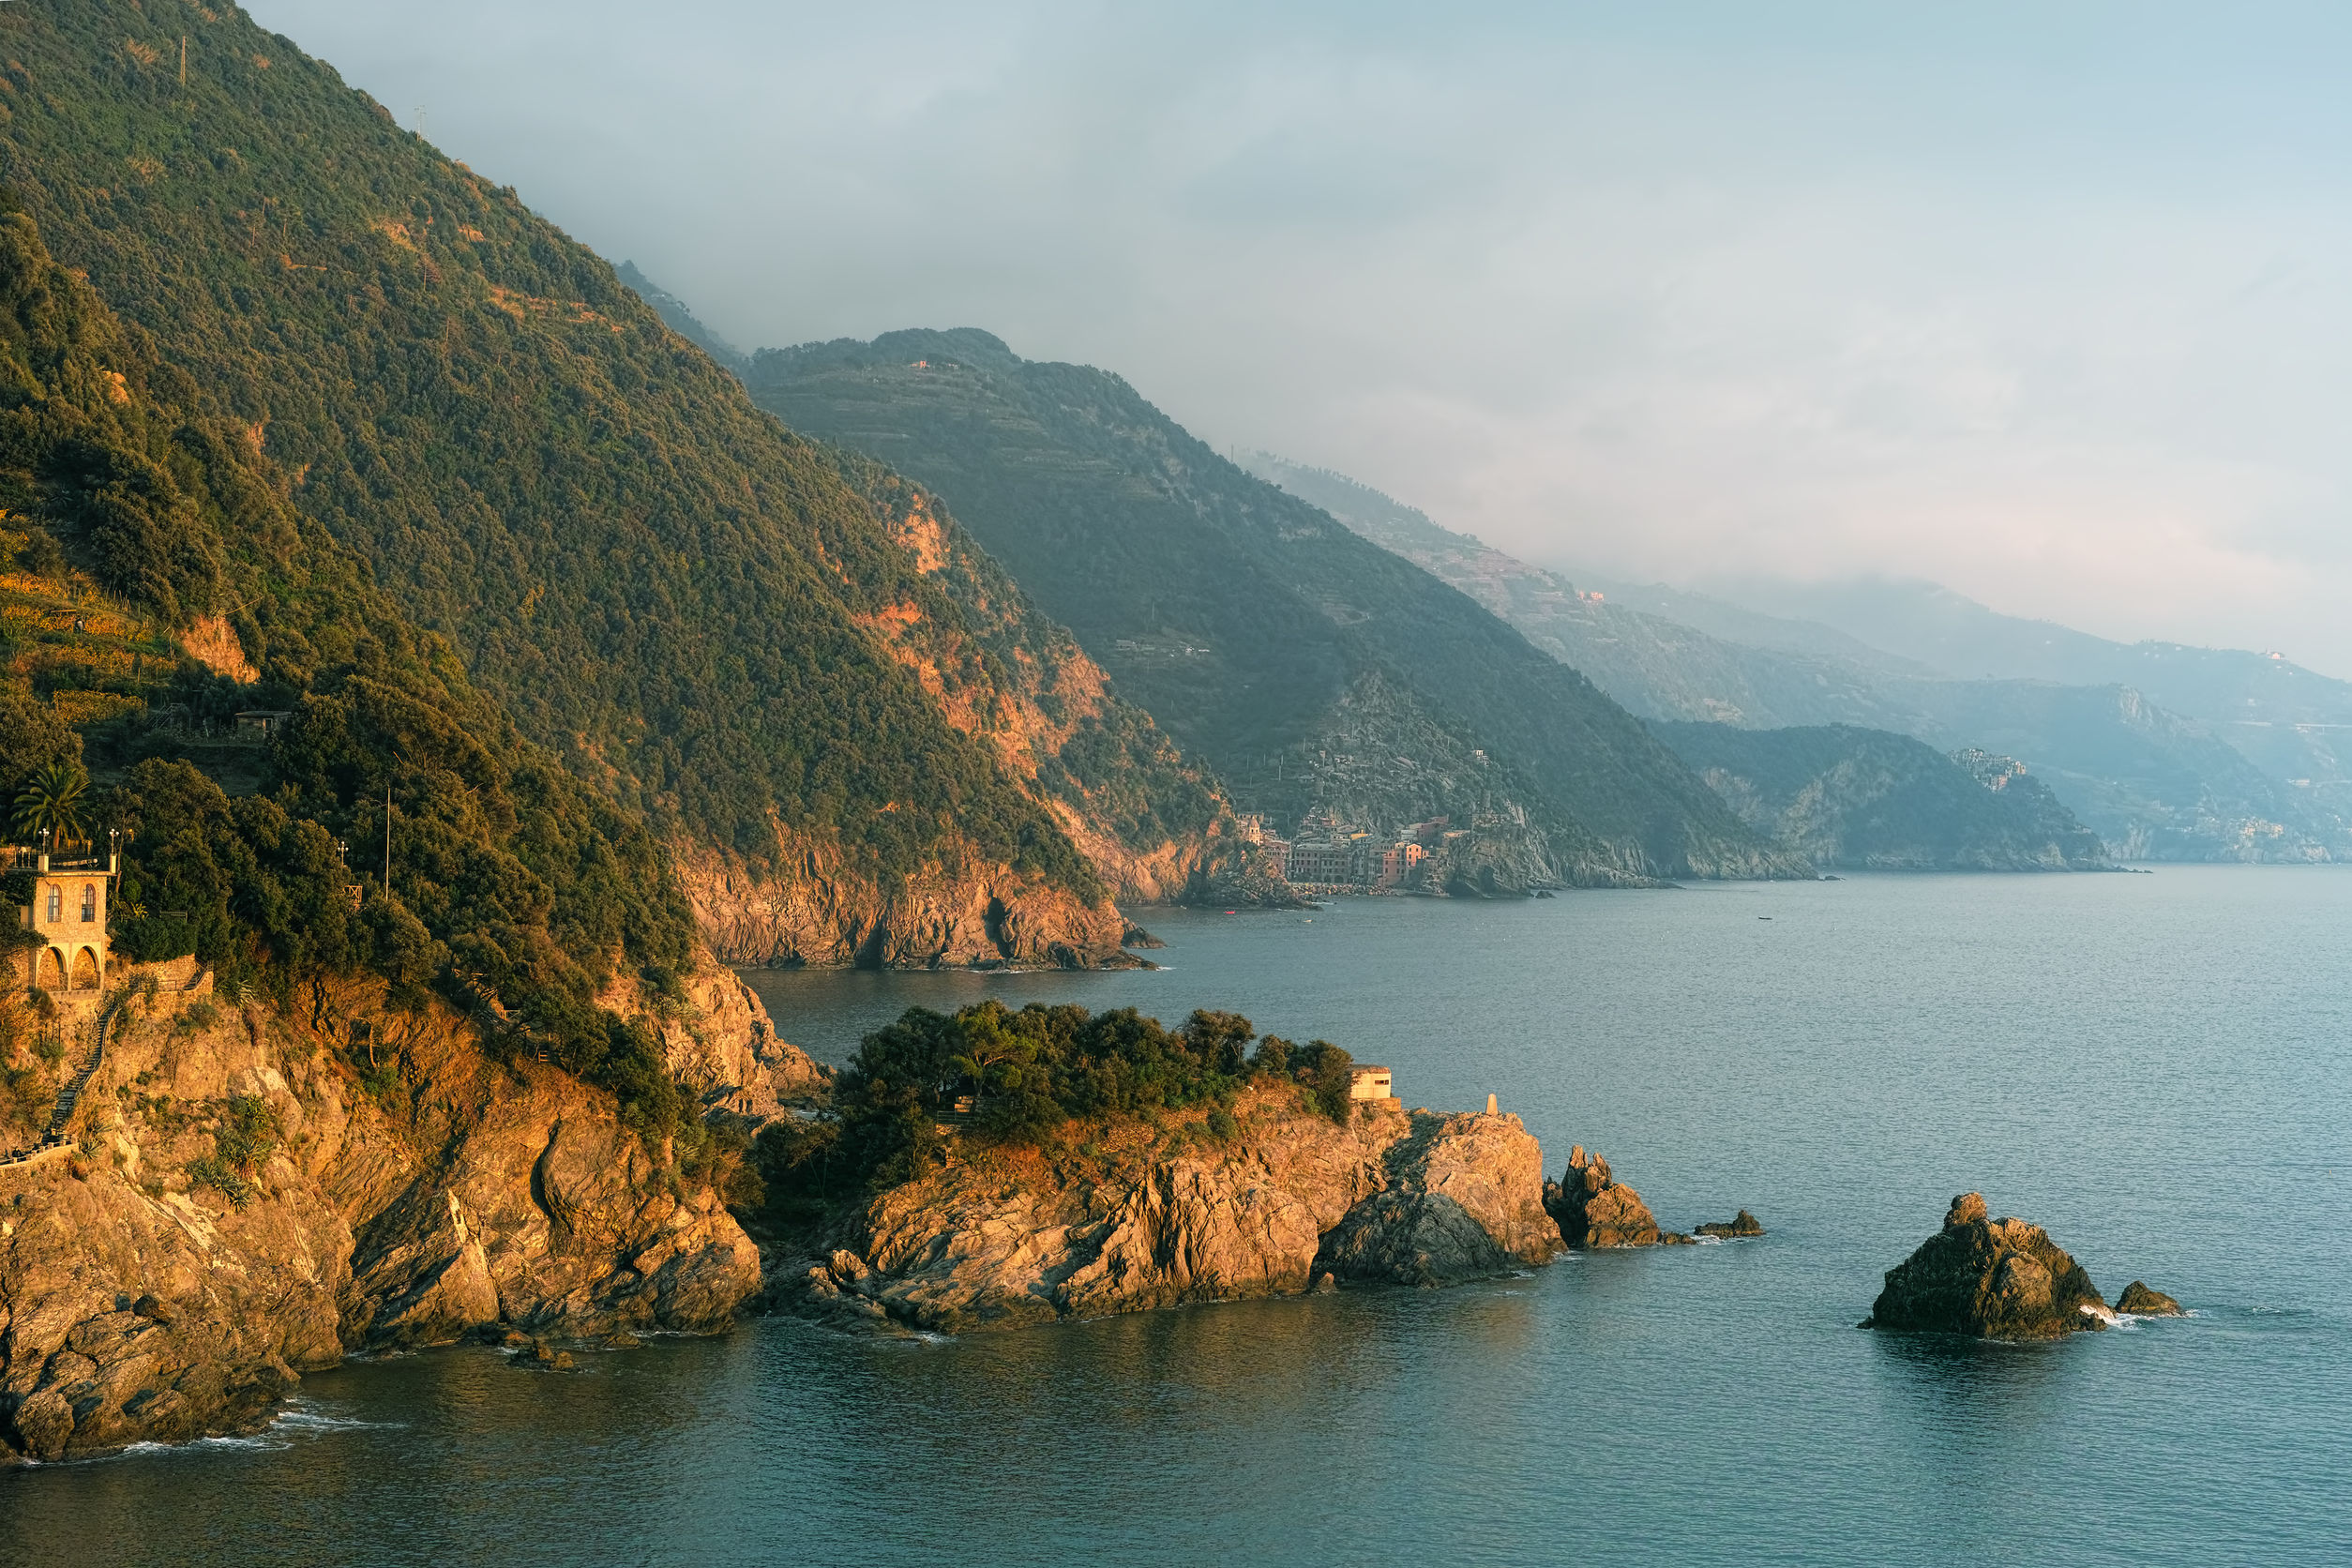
[742,327,1802,887]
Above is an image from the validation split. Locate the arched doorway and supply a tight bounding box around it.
[38,947,66,991]
[69,946,98,990]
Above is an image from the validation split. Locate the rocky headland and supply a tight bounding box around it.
[0,950,813,1464]
[1864,1192,2178,1340]
[793,1089,1561,1334]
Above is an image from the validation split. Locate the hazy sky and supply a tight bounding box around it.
[250,2,2352,674]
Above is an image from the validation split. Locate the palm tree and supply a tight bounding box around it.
[10,760,89,851]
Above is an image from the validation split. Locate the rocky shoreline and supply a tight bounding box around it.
[0,953,816,1465]
[10,964,2194,1468]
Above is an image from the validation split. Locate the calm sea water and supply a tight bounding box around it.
[7,868,2349,1567]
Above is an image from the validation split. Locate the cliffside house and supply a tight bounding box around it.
[1348,1065,1394,1101]
[8,842,116,996]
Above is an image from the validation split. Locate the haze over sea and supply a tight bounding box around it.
[7,868,2346,1567]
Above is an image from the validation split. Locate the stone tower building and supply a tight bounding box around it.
[9,842,115,996]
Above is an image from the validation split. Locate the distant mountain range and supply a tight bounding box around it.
[1239,455,2348,864]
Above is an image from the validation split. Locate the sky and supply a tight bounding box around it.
[249,1,2352,675]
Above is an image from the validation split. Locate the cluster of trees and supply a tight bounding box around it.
[0,198,695,1132]
[758,1001,1357,1204]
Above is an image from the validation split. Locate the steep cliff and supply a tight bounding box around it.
[792,1086,1559,1334]
[670,827,1137,970]
[0,960,812,1462]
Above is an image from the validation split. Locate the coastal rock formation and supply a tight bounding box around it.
[1316,1109,1563,1284]
[1,955,789,1463]
[673,833,1142,971]
[607,950,830,1116]
[1544,1147,1662,1247]
[812,1093,1555,1333]
[1696,1210,1766,1239]
[2116,1281,2183,1317]
[1864,1192,2109,1339]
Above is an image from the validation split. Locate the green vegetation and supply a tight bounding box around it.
[184,1091,276,1208]
[0,1,1112,906]
[758,1002,1354,1202]
[745,330,1796,882]
[9,757,85,843]
[1652,721,2109,871]
[0,195,693,1125]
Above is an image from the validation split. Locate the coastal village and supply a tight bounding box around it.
[1237,807,1478,896]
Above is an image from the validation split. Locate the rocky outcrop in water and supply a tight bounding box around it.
[1863,1192,2109,1339]
[796,1093,1557,1333]
[1696,1210,1766,1238]
[1544,1146,1662,1247]
[2115,1280,2183,1317]
[0,953,804,1463]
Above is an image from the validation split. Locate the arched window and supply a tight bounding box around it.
[80,883,97,922]
[44,887,60,923]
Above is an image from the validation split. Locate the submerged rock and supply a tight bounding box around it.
[2115,1281,2183,1317]
[1543,1146,1661,1248]
[1864,1192,2108,1339]
[1696,1210,1766,1239]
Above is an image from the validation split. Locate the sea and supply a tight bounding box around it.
[5,867,2348,1566]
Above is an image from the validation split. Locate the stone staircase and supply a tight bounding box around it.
[0,994,125,1169]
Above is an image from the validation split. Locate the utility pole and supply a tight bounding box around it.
[179,36,187,87]
[382,783,392,895]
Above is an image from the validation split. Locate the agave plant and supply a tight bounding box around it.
[9,760,89,850]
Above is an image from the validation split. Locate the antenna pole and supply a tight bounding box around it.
[383,783,392,894]
[180,36,188,87]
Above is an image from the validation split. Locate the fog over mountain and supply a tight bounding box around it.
[250,1,2352,678]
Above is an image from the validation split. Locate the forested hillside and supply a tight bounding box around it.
[0,0,1221,960]
[745,329,1797,885]
[0,199,699,1123]
[1652,724,2108,871]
